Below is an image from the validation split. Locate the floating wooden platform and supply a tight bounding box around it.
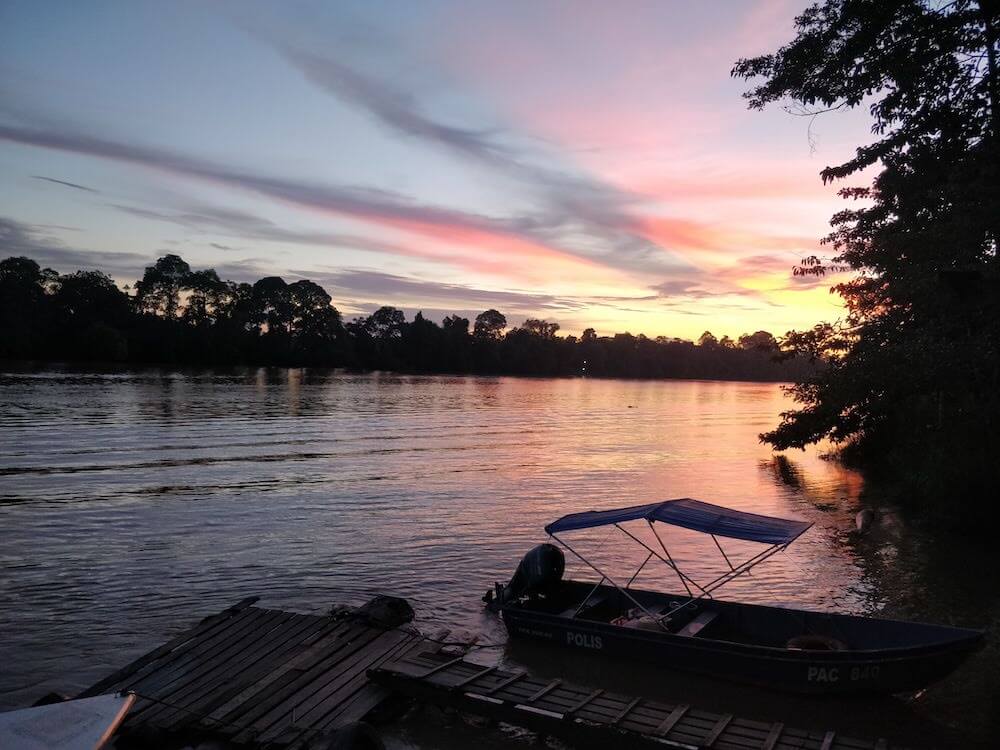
[369,650,906,750]
[80,597,422,748]
[79,597,912,749]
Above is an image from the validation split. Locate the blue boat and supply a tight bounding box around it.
[484,498,985,695]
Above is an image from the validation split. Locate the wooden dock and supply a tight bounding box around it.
[369,650,905,750]
[79,597,912,749]
[80,597,422,748]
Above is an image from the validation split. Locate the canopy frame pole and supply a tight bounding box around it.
[614,523,701,596]
[659,543,785,621]
[549,533,670,631]
[711,534,735,572]
[698,543,783,594]
[571,576,607,618]
[625,551,654,589]
[647,521,706,598]
[613,522,704,597]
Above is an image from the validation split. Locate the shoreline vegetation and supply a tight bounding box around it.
[733,1,1000,525]
[0,254,812,383]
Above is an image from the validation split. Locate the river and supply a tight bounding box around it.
[0,368,995,747]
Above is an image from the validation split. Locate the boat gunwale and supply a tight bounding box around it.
[501,580,986,659]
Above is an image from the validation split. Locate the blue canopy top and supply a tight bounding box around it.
[544,498,812,546]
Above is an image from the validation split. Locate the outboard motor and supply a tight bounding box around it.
[484,543,564,612]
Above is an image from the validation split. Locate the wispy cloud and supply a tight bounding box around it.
[278,43,826,291]
[312,268,582,312]
[307,267,682,326]
[31,175,99,193]
[112,202,402,255]
[109,200,542,279]
[1,119,690,282]
[280,46,518,167]
[652,279,717,299]
[272,44,690,274]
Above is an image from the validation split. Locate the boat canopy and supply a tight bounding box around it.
[544,498,812,546]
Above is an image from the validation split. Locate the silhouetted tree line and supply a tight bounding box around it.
[0,254,812,382]
[735,0,1000,523]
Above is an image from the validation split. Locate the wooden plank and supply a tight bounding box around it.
[396,637,441,663]
[372,657,911,750]
[564,688,603,717]
[137,609,297,712]
[835,739,883,750]
[611,696,642,727]
[399,658,651,726]
[396,659,704,739]
[127,609,291,718]
[156,613,334,730]
[522,679,562,705]
[219,621,382,728]
[204,620,365,724]
[420,654,467,678]
[121,609,278,720]
[481,670,526,696]
[163,614,328,712]
[398,655,671,726]
[452,664,497,690]
[224,623,394,739]
[283,633,424,747]
[123,607,277,700]
[267,628,413,728]
[655,703,689,737]
[109,607,276,726]
[761,722,784,750]
[702,713,732,748]
[396,657,671,731]
[249,628,414,743]
[369,669,718,750]
[300,619,340,646]
[504,686,654,729]
[167,615,333,722]
[321,634,423,726]
[697,719,776,750]
[79,599,260,697]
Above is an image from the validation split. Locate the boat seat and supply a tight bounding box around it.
[676,610,718,637]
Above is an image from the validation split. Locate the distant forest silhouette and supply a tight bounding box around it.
[0,254,812,381]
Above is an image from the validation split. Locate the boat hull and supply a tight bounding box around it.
[500,583,984,695]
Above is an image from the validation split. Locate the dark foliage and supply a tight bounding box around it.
[734,0,1000,521]
[0,254,811,383]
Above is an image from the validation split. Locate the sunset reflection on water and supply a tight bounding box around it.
[0,368,994,746]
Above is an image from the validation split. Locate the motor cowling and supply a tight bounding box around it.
[484,544,564,611]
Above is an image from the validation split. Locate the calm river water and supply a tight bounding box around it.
[0,368,996,747]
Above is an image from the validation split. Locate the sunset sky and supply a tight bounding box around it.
[0,0,874,339]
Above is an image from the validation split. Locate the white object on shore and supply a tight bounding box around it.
[0,692,135,750]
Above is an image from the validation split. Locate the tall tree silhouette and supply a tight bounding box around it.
[0,257,54,358]
[134,254,191,317]
[734,0,1000,519]
[473,309,506,340]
